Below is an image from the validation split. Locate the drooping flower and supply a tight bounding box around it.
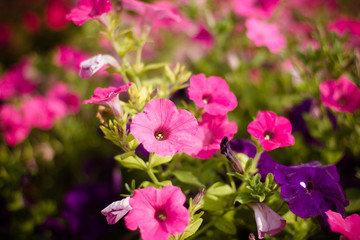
[325,210,360,240]
[319,76,360,114]
[101,197,132,225]
[188,74,237,116]
[0,104,31,146]
[192,113,237,159]
[130,98,198,156]
[66,0,112,25]
[247,111,295,151]
[79,54,120,79]
[245,18,286,53]
[275,161,349,220]
[248,202,286,239]
[83,83,131,119]
[233,0,279,19]
[124,185,190,240]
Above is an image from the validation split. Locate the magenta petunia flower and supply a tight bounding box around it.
[83,83,131,119]
[326,210,360,240]
[188,74,237,116]
[101,197,132,225]
[233,0,279,19]
[245,18,286,53]
[54,46,89,72]
[130,98,198,157]
[248,202,286,239]
[319,76,360,114]
[0,104,31,146]
[124,185,190,240]
[65,0,112,25]
[22,96,55,130]
[247,111,294,151]
[192,113,238,159]
[79,54,120,79]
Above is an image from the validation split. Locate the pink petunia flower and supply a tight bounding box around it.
[192,113,238,159]
[0,104,31,146]
[188,74,237,116]
[124,185,190,240]
[233,0,279,19]
[130,98,198,157]
[245,18,286,53]
[46,0,69,30]
[65,0,112,25]
[319,76,360,114]
[248,202,286,239]
[83,83,131,119]
[22,96,55,130]
[247,111,295,151]
[79,54,120,79]
[101,197,132,225]
[0,59,36,101]
[54,46,89,72]
[325,210,360,240]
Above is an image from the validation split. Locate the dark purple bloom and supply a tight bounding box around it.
[230,139,257,159]
[257,152,278,181]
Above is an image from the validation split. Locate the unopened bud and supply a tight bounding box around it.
[220,137,244,174]
[193,188,206,206]
[249,233,256,240]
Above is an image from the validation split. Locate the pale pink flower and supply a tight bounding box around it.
[0,59,36,100]
[192,113,238,159]
[245,18,286,53]
[233,0,279,19]
[79,54,120,79]
[130,98,198,157]
[319,76,360,114]
[83,83,131,119]
[54,46,89,72]
[248,202,286,239]
[188,74,237,116]
[22,96,55,130]
[46,83,80,119]
[101,197,132,225]
[66,0,112,25]
[247,111,295,151]
[0,104,31,146]
[326,210,360,240]
[124,185,190,240]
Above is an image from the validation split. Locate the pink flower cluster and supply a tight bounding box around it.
[102,185,190,240]
[0,60,80,146]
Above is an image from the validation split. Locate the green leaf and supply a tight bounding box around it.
[150,154,172,168]
[158,180,172,187]
[244,157,253,172]
[345,188,360,212]
[207,182,234,196]
[115,155,147,170]
[180,218,203,239]
[234,192,256,204]
[172,170,205,188]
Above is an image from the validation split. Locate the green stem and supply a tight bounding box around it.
[147,168,160,185]
[223,157,236,191]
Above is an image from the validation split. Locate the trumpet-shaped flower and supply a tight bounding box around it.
[79,54,120,79]
[245,18,286,53]
[66,0,112,25]
[101,197,132,225]
[188,74,237,116]
[248,202,286,239]
[192,113,237,159]
[130,98,198,156]
[247,111,294,151]
[83,83,131,119]
[319,76,360,113]
[124,185,190,240]
[325,210,360,240]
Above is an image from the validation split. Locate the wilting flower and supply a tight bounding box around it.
[188,74,237,116]
[0,104,31,146]
[319,76,360,114]
[83,83,131,119]
[233,0,279,19]
[325,210,360,240]
[101,197,132,224]
[66,0,112,25]
[248,202,286,239]
[245,18,286,53]
[192,113,237,159]
[130,98,198,156]
[124,185,190,240]
[79,54,120,79]
[247,111,295,151]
